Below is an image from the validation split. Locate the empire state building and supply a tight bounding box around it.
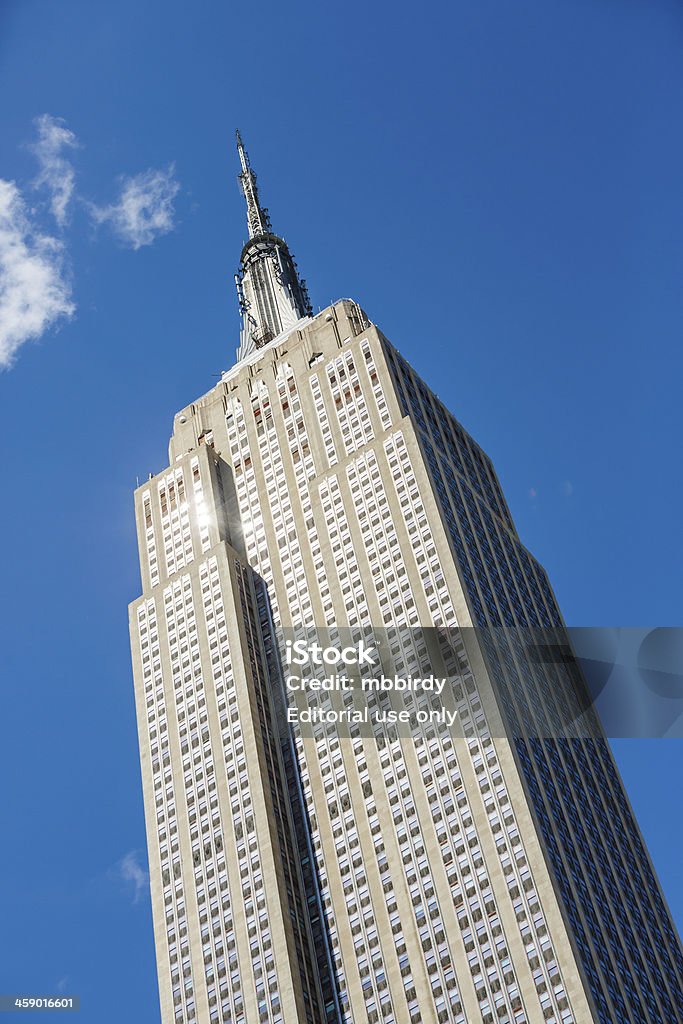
[129,133,683,1024]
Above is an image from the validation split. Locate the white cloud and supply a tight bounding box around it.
[561,480,574,497]
[119,850,149,903]
[31,114,79,227]
[91,165,180,249]
[0,179,74,369]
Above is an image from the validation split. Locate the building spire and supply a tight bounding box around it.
[234,131,312,362]
[236,129,271,239]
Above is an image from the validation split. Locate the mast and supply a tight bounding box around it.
[234,131,312,361]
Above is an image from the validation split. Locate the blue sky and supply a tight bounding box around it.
[1,1,682,1019]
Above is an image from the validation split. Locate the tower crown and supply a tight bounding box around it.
[234,131,312,362]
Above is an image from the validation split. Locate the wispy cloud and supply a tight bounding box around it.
[561,480,574,497]
[30,114,79,227]
[2,115,180,369]
[0,179,74,369]
[119,850,149,903]
[91,165,180,249]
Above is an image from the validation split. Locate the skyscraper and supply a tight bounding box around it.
[129,134,683,1024]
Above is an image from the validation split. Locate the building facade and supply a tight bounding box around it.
[129,135,683,1024]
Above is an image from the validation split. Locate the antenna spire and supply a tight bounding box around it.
[233,131,313,362]
[235,129,249,173]
[235,128,270,238]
